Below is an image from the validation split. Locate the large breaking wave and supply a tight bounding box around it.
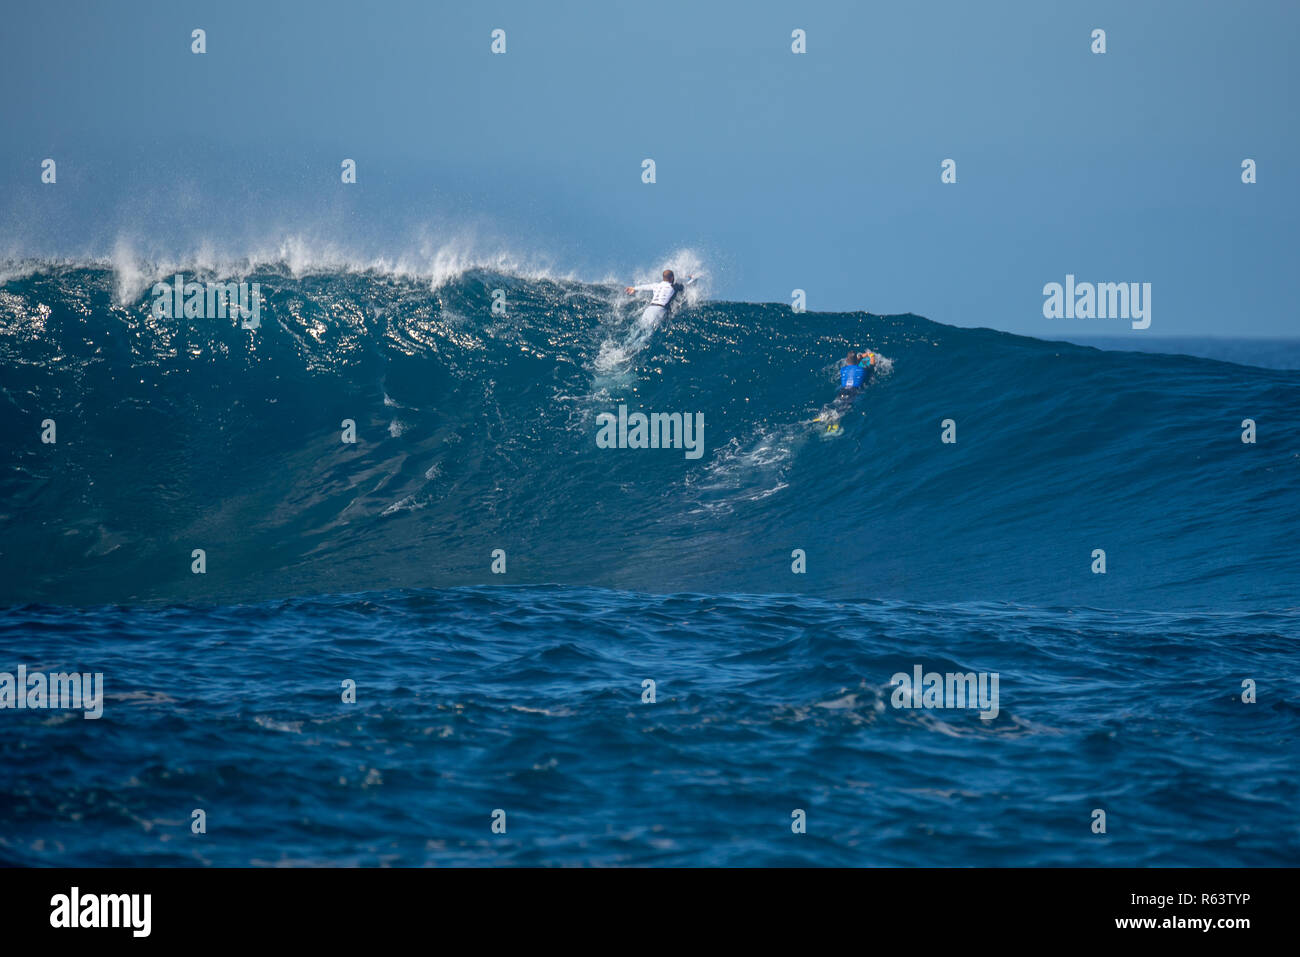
[1,260,1296,609]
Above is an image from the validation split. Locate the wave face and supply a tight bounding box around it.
[1,264,1297,609]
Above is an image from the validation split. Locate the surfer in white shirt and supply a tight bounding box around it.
[625,269,696,324]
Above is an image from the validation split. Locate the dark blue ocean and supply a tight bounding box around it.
[1,265,1297,866]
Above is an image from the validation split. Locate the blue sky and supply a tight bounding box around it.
[2,0,1297,336]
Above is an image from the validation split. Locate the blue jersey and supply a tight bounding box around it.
[840,363,867,389]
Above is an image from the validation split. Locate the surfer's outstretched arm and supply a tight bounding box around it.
[627,274,695,295]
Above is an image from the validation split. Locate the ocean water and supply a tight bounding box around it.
[1,264,1297,866]
[1059,336,1300,372]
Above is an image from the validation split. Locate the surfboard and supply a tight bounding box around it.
[815,383,867,433]
[812,408,846,435]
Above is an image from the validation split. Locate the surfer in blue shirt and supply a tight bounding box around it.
[818,349,879,430]
[838,350,873,397]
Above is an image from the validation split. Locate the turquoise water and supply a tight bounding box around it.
[1,266,1296,865]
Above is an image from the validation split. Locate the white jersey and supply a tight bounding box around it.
[632,277,694,308]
